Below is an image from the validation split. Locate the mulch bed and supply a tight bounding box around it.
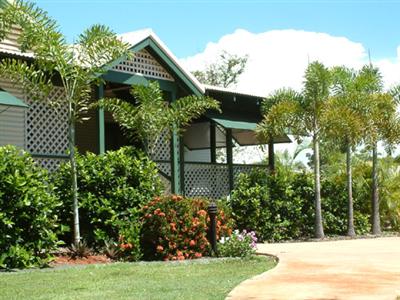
[51,254,111,266]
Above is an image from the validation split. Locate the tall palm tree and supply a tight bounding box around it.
[0,0,131,244]
[323,66,365,236]
[257,61,332,239]
[357,65,400,234]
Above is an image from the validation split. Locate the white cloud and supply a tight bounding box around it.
[180,29,400,164]
[181,28,400,96]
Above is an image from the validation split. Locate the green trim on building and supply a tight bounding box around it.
[97,84,105,154]
[102,71,176,92]
[146,39,203,96]
[226,128,234,191]
[101,36,202,96]
[0,89,28,108]
[170,90,181,194]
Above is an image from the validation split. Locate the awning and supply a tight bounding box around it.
[208,115,291,146]
[0,89,28,108]
[211,117,257,131]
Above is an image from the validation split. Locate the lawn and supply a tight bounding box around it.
[0,256,275,300]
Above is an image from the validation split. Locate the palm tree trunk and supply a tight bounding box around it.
[371,142,381,235]
[346,142,355,237]
[69,111,80,245]
[313,135,325,238]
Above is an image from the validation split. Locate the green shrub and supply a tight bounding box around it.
[0,146,60,269]
[229,169,314,241]
[229,167,371,242]
[140,195,233,261]
[54,146,162,260]
[218,230,257,258]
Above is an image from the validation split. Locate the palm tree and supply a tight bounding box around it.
[323,66,365,236]
[257,61,332,239]
[357,65,400,234]
[0,0,131,244]
[97,81,220,159]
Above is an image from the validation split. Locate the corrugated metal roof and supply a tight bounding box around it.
[0,48,34,58]
[204,84,266,99]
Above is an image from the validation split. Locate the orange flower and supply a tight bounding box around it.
[177,251,183,257]
[171,256,177,261]
[156,245,164,253]
[197,210,207,217]
[159,212,166,217]
[194,252,202,258]
[171,195,178,201]
[178,256,185,261]
[189,240,196,247]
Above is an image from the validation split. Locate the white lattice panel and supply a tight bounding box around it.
[112,49,174,81]
[151,130,171,161]
[34,157,65,173]
[184,163,230,199]
[156,161,171,178]
[26,87,69,155]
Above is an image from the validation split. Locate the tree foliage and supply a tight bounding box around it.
[98,81,220,157]
[192,51,248,88]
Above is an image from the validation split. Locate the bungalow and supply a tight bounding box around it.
[0,24,290,199]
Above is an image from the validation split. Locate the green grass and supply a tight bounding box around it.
[0,256,275,300]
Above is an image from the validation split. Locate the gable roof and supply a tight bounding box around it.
[118,29,205,96]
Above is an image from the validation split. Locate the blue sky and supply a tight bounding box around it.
[37,0,400,60]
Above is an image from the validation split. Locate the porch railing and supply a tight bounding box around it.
[156,160,266,199]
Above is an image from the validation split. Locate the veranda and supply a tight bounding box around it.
[0,28,290,199]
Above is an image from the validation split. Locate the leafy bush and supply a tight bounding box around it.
[218,230,257,258]
[0,146,60,269]
[140,195,233,261]
[229,167,372,242]
[54,146,162,260]
[229,169,314,241]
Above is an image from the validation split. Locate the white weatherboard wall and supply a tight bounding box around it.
[0,104,25,148]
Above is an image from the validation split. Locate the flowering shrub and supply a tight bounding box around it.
[140,195,233,261]
[218,230,257,258]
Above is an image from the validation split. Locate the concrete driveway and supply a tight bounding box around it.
[227,237,400,300]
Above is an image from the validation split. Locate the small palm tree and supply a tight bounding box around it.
[98,81,220,159]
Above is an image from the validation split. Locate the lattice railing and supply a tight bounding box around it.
[184,163,230,199]
[182,163,266,199]
[233,164,264,179]
[112,49,174,81]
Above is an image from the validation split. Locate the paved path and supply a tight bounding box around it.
[227,237,400,300]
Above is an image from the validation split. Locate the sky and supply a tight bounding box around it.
[35,0,400,162]
[36,0,400,93]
